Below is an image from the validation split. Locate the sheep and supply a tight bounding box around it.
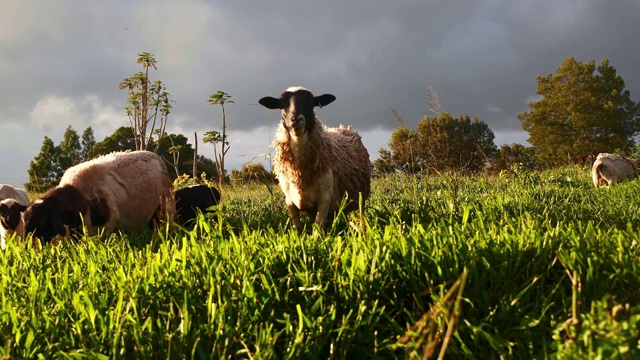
[258,86,371,231]
[22,150,174,244]
[0,184,30,249]
[0,184,30,206]
[174,184,221,225]
[591,153,638,187]
[0,199,28,250]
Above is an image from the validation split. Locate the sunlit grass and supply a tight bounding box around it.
[1,167,639,358]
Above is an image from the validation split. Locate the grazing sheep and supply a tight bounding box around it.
[0,199,28,249]
[591,153,638,187]
[174,184,221,225]
[0,184,30,249]
[22,150,173,244]
[258,86,371,230]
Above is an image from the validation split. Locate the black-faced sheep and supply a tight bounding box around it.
[22,150,173,244]
[591,153,638,187]
[0,199,28,250]
[0,184,30,249]
[174,184,221,225]
[258,86,371,230]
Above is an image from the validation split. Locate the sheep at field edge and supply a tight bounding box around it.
[591,153,638,187]
[174,184,221,225]
[0,184,29,206]
[0,199,28,250]
[258,86,371,231]
[22,150,174,245]
[0,184,30,249]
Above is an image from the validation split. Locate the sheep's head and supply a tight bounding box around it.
[23,185,87,245]
[0,199,27,231]
[259,87,336,137]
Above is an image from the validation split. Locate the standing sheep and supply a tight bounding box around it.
[22,150,173,244]
[591,153,638,187]
[258,86,371,230]
[0,184,30,249]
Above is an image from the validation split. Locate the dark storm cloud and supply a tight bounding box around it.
[1,0,639,185]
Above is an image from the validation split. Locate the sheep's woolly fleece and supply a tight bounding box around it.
[272,117,371,212]
[591,152,638,187]
[58,150,174,230]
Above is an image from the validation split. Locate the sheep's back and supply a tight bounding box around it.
[0,185,30,206]
[324,126,371,203]
[60,151,172,229]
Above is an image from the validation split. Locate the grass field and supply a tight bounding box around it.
[1,166,639,359]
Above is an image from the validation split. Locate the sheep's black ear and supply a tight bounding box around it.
[50,209,67,237]
[258,96,282,109]
[314,94,336,108]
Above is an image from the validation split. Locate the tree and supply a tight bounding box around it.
[87,126,136,159]
[385,112,496,174]
[81,126,96,161]
[25,136,60,193]
[372,148,394,176]
[88,127,218,181]
[489,143,537,172]
[417,113,496,173]
[230,162,275,185]
[206,91,234,187]
[57,126,82,174]
[517,56,640,167]
[119,52,172,153]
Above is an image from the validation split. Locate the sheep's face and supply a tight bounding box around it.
[22,199,64,244]
[0,199,27,231]
[259,87,336,137]
[23,186,86,245]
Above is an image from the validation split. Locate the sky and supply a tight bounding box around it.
[1,0,639,188]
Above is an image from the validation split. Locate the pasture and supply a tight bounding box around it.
[1,166,639,358]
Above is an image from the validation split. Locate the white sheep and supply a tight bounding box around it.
[591,153,638,187]
[0,184,30,249]
[22,150,174,244]
[0,184,29,206]
[258,86,371,230]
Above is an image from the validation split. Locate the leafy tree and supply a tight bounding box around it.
[57,126,82,173]
[87,126,136,159]
[25,136,60,193]
[81,126,96,161]
[372,148,394,176]
[489,143,537,172]
[119,52,172,153]
[416,113,496,173]
[518,56,640,167]
[385,112,496,174]
[230,162,274,185]
[389,126,420,173]
[206,91,234,186]
[88,126,218,181]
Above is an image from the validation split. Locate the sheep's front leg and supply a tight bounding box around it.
[314,172,334,229]
[315,197,331,229]
[286,201,304,232]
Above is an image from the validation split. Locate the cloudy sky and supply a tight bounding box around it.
[1,0,639,187]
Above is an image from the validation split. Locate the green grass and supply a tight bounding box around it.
[1,166,639,358]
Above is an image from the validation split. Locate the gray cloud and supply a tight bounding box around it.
[1,0,639,186]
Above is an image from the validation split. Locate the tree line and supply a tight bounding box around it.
[373,56,640,176]
[25,54,640,191]
[25,52,274,193]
